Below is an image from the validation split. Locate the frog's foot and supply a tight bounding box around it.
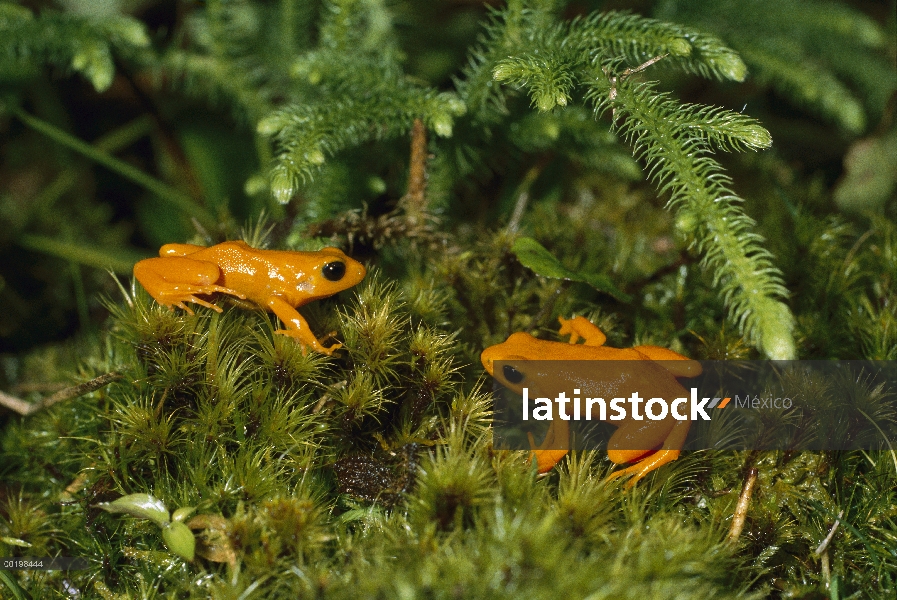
[558,316,607,347]
[274,329,342,356]
[605,448,681,488]
[532,448,569,474]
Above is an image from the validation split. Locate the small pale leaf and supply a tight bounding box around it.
[97,493,170,527]
[1,537,32,548]
[161,521,196,561]
[511,237,631,302]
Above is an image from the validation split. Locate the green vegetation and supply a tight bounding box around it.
[1,0,895,597]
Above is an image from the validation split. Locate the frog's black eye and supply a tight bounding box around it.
[323,261,346,282]
[503,365,525,384]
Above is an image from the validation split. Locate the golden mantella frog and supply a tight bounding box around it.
[134,241,366,355]
[481,316,701,484]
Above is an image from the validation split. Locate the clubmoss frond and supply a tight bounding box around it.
[0,4,149,92]
[508,107,642,178]
[654,0,896,133]
[563,11,746,82]
[262,88,464,201]
[491,10,748,113]
[159,50,274,123]
[155,0,312,122]
[257,0,465,201]
[489,2,795,357]
[596,79,793,358]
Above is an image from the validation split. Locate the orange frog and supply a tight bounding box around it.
[481,316,701,484]
[134,241,366,355]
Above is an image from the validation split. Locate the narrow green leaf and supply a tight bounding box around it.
[511,237,631,302]
[11,108,217,229]
[17,235,148,274]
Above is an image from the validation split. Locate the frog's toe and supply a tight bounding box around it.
[207,285,246,300]
[322,342,343,355]
[605,448,680,488]
[186,295,223,312]
[173,301,195,315]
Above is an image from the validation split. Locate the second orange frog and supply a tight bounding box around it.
[481,316,701,484]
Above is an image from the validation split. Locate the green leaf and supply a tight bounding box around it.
[161,521,196,561]
[0,570,32,600]
[834,128,897,213]
[511,237,631,302]
[97,493,170,527]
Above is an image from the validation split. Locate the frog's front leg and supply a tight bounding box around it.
[266,296,341,355]
[134,257,246,314]
[527,418,570,473]
[605,418,690,487]
[558,316,607,346]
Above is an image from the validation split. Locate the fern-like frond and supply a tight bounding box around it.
[491,10,748,113]
[566,12,746,82]
[599,79,794,358]
[159,50,275,123]
[318,0,397,55]
[736,42,866,133]
[154,0,305,122]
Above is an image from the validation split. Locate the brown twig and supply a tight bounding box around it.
[727,466,758,543]
[0,372,124,416]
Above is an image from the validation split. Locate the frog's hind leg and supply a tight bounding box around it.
[605,419,690,487]
[631,345,702,378]
[159,243,206,257]
[134,257,245,314]
[558,316,607,346]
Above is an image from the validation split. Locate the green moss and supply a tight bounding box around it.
[1,0,896,597]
